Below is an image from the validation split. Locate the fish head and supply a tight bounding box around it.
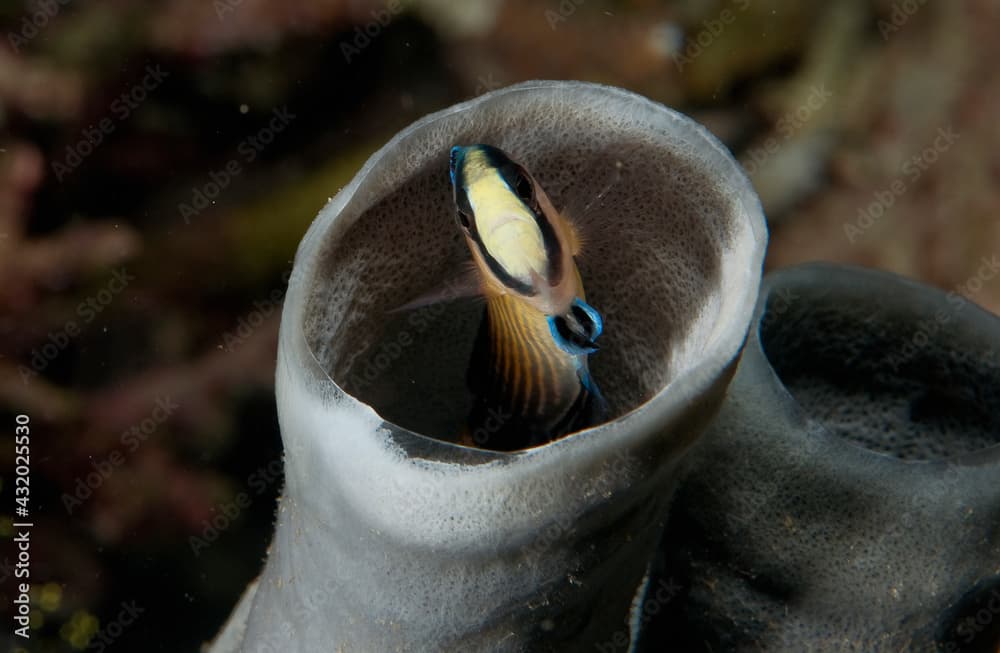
[449,144,586,322]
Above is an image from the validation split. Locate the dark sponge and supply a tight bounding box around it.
[646,263,1000,653]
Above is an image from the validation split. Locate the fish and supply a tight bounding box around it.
[449,144,608,450]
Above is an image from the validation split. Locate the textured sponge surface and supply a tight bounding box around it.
[650,264,1000,652]
[761,281,1000,460]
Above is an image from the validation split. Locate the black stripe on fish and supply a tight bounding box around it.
[477,241,537,297]
[533,198,564,288]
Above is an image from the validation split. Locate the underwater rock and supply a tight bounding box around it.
[648,263,1000,652]
[207,80,766,651]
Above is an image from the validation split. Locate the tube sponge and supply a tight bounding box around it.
[208,81,767,652]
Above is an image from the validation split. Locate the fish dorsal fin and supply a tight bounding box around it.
[560,213,583,257]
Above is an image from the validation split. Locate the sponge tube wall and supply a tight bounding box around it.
[209,81,767,652]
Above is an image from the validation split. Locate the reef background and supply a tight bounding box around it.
[0,1,997,650]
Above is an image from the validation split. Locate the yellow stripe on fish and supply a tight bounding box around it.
[460,148,549,288]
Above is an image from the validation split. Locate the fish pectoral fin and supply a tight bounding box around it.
[578,368,609,422]
[387,268,482,313]
[545,371,609,438]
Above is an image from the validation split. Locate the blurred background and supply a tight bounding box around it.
[0,0,997,650]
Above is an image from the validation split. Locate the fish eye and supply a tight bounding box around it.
[513,171,534,203]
